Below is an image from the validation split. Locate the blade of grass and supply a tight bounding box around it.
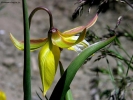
[22,0,31,100]
[126,55,133,76]
[36,91,43,100]
[107,49,133,70]
[39,87,49,100]
[50,36,116,100]
[106,58,115,82]
[45,96,49,100]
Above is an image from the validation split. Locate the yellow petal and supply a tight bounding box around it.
[52,28,86,48]
[10,33,47,51]
[38,41,60,96]
[0,91,6,100]
[62,14,98,37]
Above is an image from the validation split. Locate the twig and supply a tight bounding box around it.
[121,0,133,9]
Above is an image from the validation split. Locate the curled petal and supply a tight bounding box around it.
[52,28,86,48]
[38,41,60,96]
[0,91,6,100]
[62,14,98,37]
[10,33,47,51]
[68,38,90,53]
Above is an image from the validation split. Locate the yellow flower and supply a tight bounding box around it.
[67,36,90,53]
[10,14,98,96]
[0,91,6,100]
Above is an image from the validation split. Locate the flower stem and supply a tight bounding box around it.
[29,7,53,29]
[28,6,55,43]
[22,0,31,100]
[126,55,133,77]
[106,58,115,83]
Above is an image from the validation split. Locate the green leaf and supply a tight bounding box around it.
[65,90,73,100]
[117,61,125,75]
[90,67,109,75]
[107,49,133,71]
[50,36,116,100]
[59,61,74,100]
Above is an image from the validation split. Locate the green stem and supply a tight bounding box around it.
[126,55,133,76]
[106,58,115,83]
[22,0,31,100]
[120,45,130,58]
[59,61,74,100]
[112,47,133,71]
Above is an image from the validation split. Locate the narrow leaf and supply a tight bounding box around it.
[50,36,116,100]
[59,61,74,100]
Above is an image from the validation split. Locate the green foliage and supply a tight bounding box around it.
[50,36,116,100]
[9,0,133,100]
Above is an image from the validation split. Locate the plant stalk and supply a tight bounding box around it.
[22,0,31,100]
[29,7,53,29]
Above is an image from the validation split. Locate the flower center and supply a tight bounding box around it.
[51,28,57,33]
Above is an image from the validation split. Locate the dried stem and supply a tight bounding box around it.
[121,0,133,9]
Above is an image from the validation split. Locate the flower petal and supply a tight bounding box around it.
[52,28,86,48]
[0,91,6,100]
[38,41,60,96]
[62,14,98,37]
[10,33,47,51]
[68,38,90,53]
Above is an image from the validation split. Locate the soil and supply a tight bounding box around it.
[0,0,133,100]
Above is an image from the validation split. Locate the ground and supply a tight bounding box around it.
[0,0,133,100]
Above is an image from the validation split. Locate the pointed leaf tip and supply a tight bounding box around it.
[50,36,116,100]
